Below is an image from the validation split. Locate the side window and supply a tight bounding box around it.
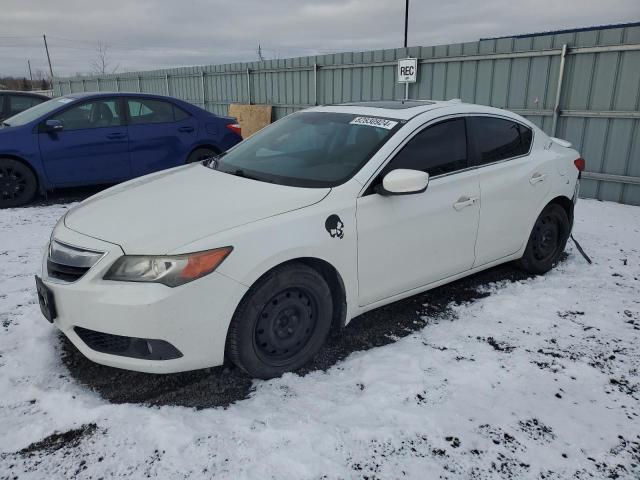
[9,95,44,115]
[174,106,190,121]
[127,99,176,125]
[50,99,123,131]
[470,117,532,164]
[384,118,468,177]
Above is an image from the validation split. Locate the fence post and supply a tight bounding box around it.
[96,78,100,91]
[81,79,86,92]
[165,74,170,95]
[246,68,251,105]
[314,63,318,106]
[137,76,142,92]
[551,44,567,136]
[68,80,72,94]
[115,77,120,92]
[201,71,206,107]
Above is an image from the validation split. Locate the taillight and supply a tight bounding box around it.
[226,123,241,137]
[574,157,585,172]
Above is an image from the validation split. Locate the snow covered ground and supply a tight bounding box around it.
[1,199,639,479]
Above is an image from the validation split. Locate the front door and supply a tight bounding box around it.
[38,98,130,186]
[356,117,481,306]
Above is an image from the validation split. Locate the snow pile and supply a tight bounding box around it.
[1,199,639,479]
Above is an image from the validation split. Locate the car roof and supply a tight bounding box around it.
[308,99,536,127]
[309,99,465,120]
[63,92,178,100]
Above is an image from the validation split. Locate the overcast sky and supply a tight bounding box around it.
[1,0,638,79]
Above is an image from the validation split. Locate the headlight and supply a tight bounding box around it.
[104,247,232,287]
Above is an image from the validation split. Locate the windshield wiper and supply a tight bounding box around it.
[231,169,272,182]
[1,122,10,128]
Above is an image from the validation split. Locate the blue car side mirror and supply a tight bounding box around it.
[45,119,64,132]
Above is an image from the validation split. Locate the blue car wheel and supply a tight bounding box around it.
[0,158,37,208]
[187,147,218,164]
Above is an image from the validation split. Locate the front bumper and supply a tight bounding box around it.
[41,225,248,373]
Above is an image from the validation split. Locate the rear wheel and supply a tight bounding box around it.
[516,203,570,274]
[0,158,37,208]
[186,147,218,164]
[226,263,333,379]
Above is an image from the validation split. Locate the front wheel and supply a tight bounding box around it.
[0,158,37,208]
[225,263,333,379]
[516,203,570,274]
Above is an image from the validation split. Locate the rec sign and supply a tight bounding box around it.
[397,58,418,83]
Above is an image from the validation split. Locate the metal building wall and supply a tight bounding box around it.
[53,24,640,205]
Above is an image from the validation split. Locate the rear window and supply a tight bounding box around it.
[8,95,45,115]
[127,98,185,124]
[470,117,533,164]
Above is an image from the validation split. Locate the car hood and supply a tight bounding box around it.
[64,164,330,254]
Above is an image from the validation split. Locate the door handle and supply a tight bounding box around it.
[530,173,548,184]
[178,126,195,133]
[106,133,127,139]
[453,196,478,211]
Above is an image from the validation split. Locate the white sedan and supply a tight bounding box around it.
[36,99,583,378]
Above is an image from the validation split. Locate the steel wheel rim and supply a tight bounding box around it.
[0,166,27,202]
[532,214,560,262]
[253,287,318,365]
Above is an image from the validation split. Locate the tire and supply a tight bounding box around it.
[515,203,570,275]
[186,147,218,164]
[0,158,37,208]
[226,263,333,379]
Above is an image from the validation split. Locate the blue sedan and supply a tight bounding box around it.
[0,92,243,207]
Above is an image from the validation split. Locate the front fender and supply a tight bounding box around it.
[170,195,360,320]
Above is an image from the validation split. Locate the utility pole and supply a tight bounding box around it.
[43,34,54,88]
[27,60,33,89]
[404,0,409,48]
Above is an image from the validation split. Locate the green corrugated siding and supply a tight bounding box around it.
[54,25,640,205]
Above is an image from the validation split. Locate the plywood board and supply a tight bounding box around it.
[228,104,272,138]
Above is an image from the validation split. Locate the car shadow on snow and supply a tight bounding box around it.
[60,259,544,409]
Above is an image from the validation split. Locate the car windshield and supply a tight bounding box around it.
[2,97,72,127]
[206,111,402,187]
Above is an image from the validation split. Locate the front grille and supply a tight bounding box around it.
[47,260,90,282]
[74,327,183,360]
[47,240,104,283]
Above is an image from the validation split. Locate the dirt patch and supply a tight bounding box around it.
[18,423,98,456]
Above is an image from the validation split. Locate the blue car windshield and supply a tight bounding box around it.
[207,111,402,188]
[2,97,73,127]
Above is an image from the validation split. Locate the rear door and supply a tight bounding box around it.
[38,98,130,186]
[125,97,198,176]
[469,116,552,266]
[356,117,480,305]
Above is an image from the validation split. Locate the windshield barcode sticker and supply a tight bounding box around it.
[349,116,398,130]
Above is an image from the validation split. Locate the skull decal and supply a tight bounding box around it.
[325,214,344,239]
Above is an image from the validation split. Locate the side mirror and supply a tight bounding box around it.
[375,169,429,195]
[45,119,63,132]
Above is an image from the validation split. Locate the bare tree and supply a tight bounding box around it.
[91,42,120,75]
[256,44,265,62]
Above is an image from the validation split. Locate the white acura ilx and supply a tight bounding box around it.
[36,99,583,378]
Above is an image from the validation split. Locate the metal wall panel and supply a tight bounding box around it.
[53,24,640,205]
